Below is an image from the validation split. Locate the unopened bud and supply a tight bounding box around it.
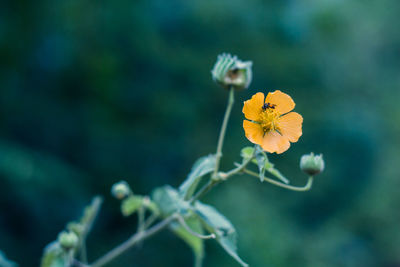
[211,53,252,90]
[111,180,131,199]
[58,231,79,250]
[300,153,325,176]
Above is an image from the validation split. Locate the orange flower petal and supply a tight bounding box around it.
[278,112,303,142]
[261,131,290,154]
[242,92,264,121]
[265,90,295,114]
[243,120,264,145]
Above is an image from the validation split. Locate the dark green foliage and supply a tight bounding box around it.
[1,0,400,266]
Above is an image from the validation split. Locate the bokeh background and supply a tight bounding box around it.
[1,0,400,266]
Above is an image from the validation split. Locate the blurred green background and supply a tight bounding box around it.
[1,0,400,266]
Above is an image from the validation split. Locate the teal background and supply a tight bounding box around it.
[1,0,400,266]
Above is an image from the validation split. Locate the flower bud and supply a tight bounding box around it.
[58,231,79,250]
[111,180,131,199]
[300,153,325,176]
[211,53,252,90]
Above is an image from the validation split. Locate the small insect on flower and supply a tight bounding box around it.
[262,103,276,110]
[242,90,303,154]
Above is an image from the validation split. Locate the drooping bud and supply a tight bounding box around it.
[211,53,252,90]
[111,180,131,200]
[58,231,79,250]
[300,153,325,176]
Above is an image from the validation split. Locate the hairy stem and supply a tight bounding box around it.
[89,215,176,267]
[137,207,145,233]
[177,215,216,239]
[241,167,313,191]
[213,87,234,179]
[190,179,219,203]
[143,213,159,229]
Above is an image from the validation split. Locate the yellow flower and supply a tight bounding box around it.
[242,90,303,154]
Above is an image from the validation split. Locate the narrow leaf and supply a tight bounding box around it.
[240,147,254,161]
[194,202,248,267]
[179,155,216,200]
[266,166,289,184]
[170,217,204,267]
[67,196,103,238]
[80,196,103,226]
[219,235,249,267]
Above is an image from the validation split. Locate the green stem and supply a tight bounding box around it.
[190,153,255,203]
[177,215,216,239]
[213,87,234,179]
[138,207,145,232]
[190,179,219,203]
[223,150,256,178]
[72,259,89,267]
[143,212,159,229]
[89,215,176,267]
[242,168,313,191]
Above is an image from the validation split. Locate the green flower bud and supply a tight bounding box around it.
[111,180,131,199]
[300,153,325,176]
[211,53,252,90]
[58,231,79,250]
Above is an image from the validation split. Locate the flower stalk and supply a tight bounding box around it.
[238,166,313,191]
[177,215,216,240]
[213,87,235,180]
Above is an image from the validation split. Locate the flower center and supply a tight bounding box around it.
[259,108,280,133]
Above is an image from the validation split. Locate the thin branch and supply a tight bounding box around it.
[73,259,89,267]
[240,166,313,191]
[143,213,159,229]
[177,215,216,239]
[137,207,145,233]
[189,179,219,203]
[223,148,256,179]
[213,87,234,179]
[90,215,176,267]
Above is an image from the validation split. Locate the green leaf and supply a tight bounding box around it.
[80,196,103,225]
[266,165,289,184]
[240,147,254,161]
[143,198,160,215]
[170,216,204,267]
[121,195,144,217]
[244,146,289,184]
[179,154,216,200]
[152,185,188,216]
[218,233,248,267]
[254,145,267,182]
[0,250,18,267]
[194,202,248,267]
[40,242,65,267]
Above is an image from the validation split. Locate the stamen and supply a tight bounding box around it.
[259,105,280,133]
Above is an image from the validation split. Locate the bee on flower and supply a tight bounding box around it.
[242,90,303,154]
